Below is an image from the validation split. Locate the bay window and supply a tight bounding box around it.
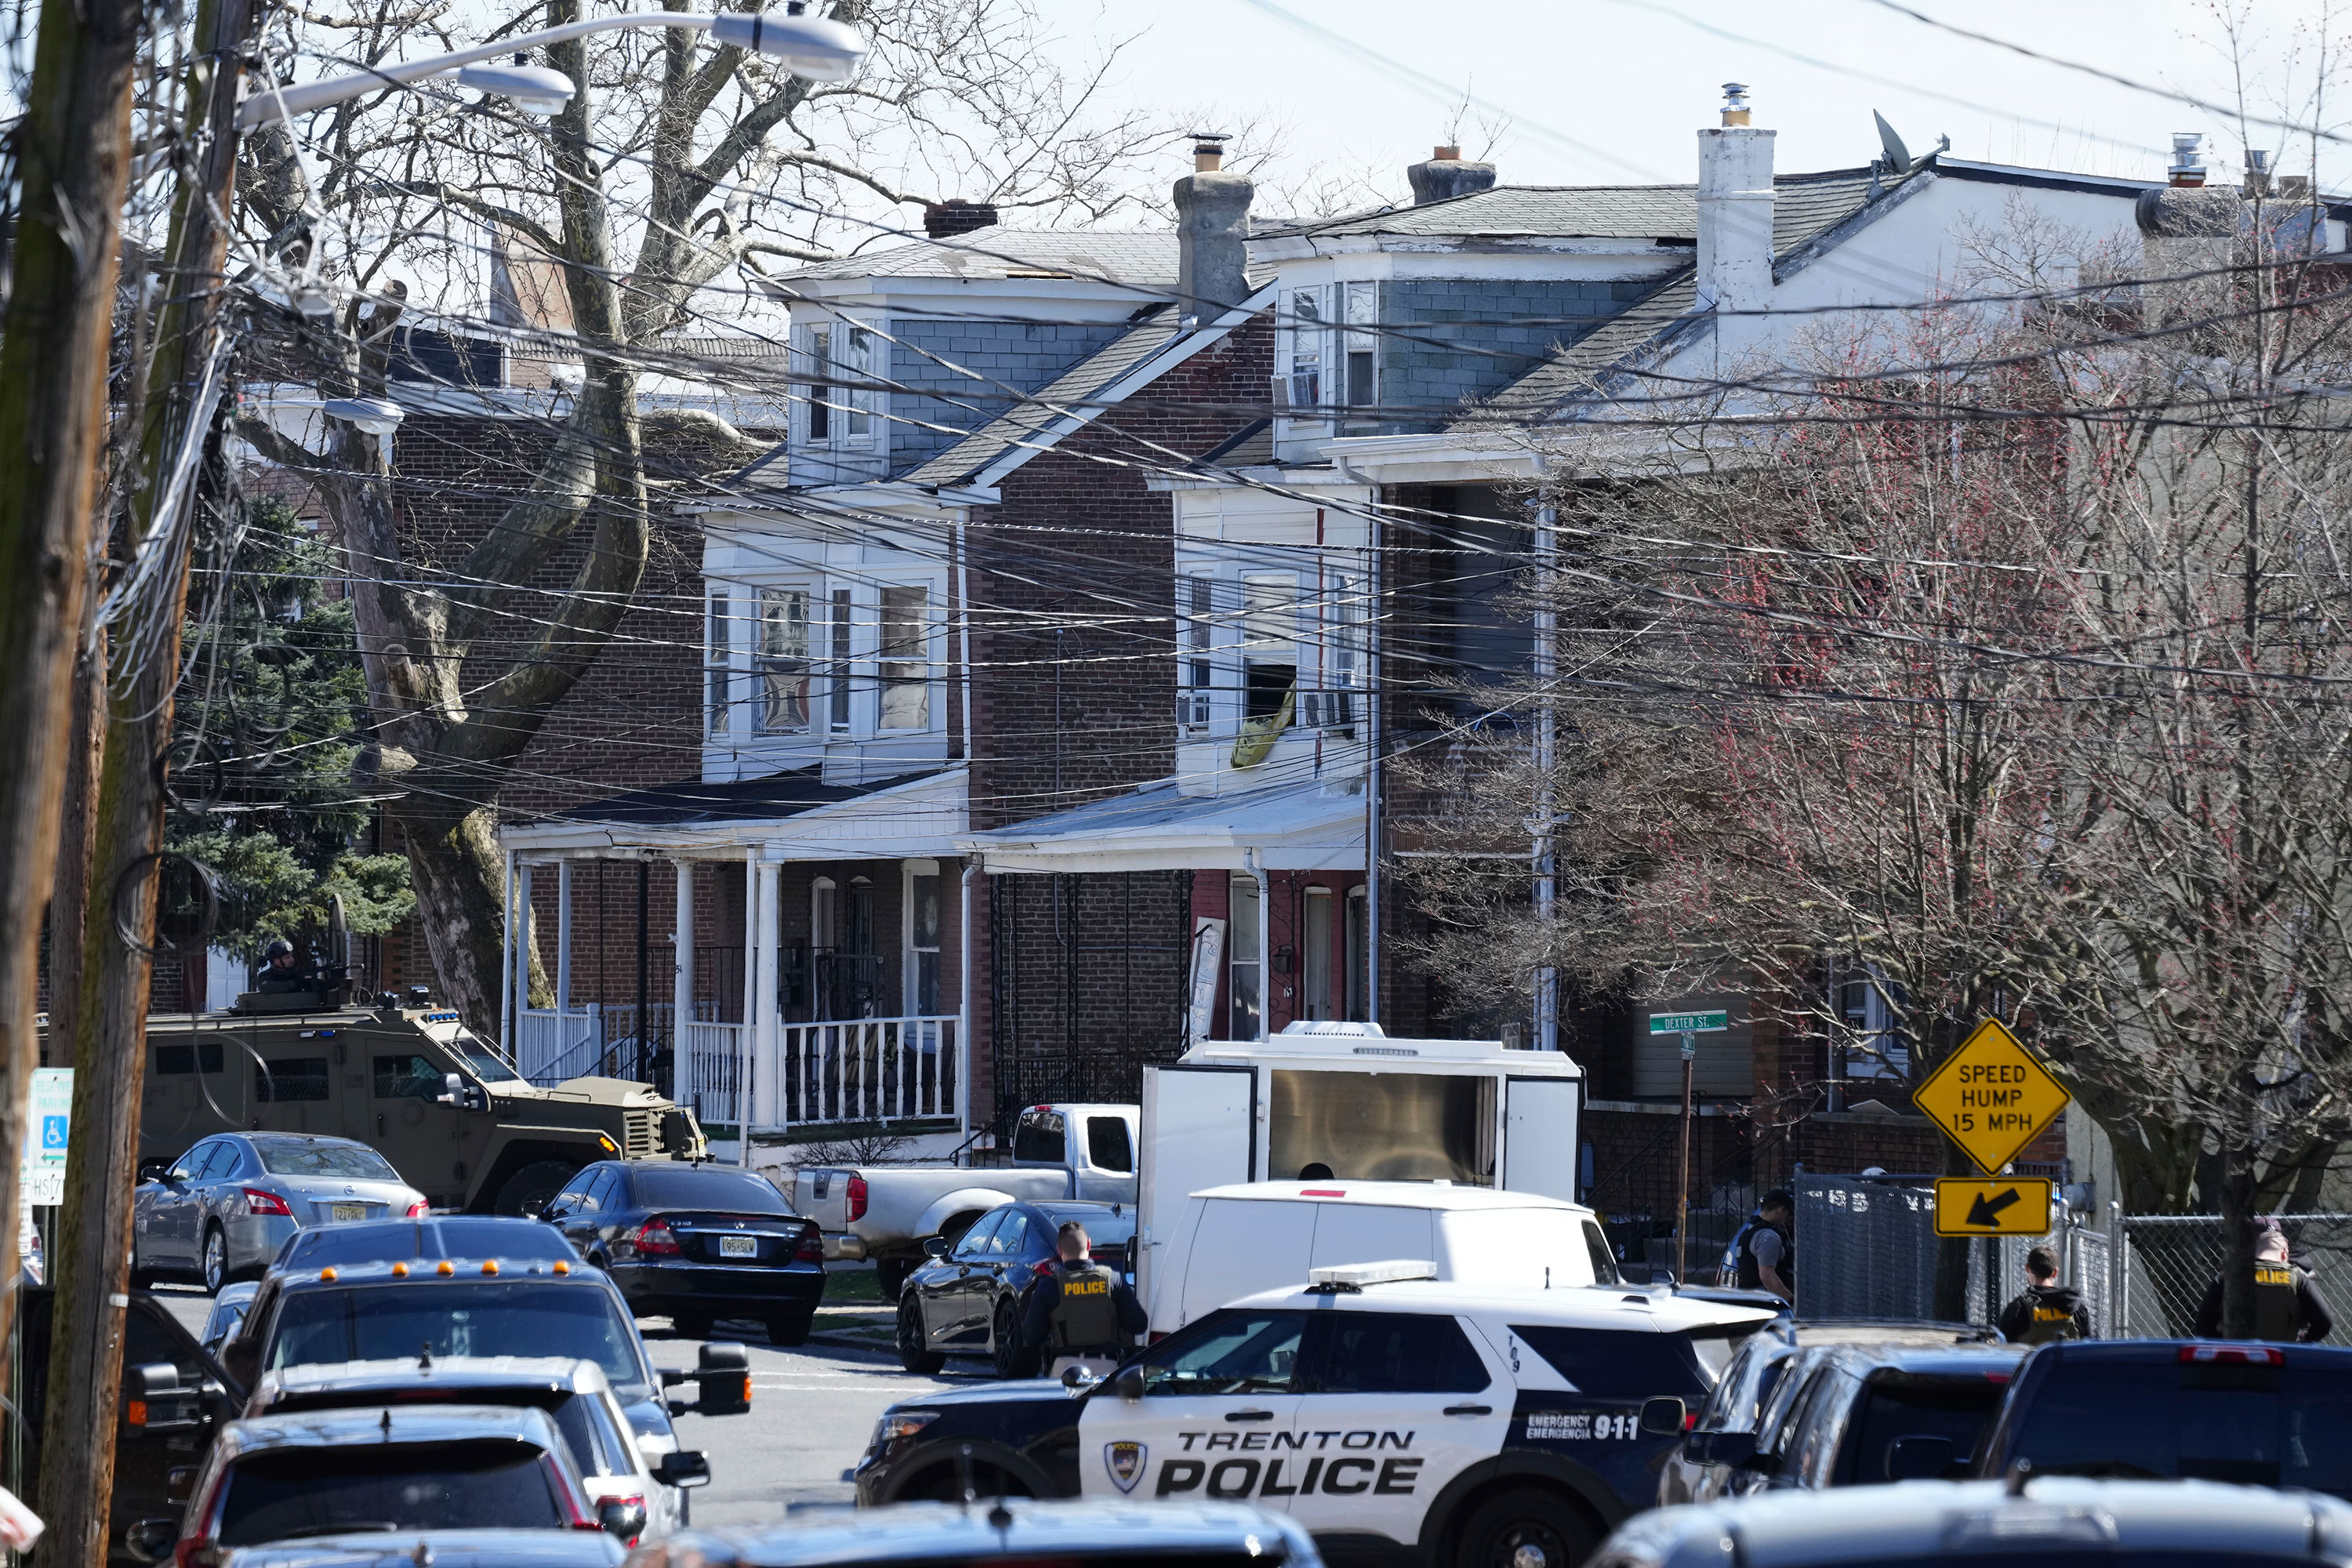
[706,590,731,735]
[757,586,813,733]
[878,585,929,731]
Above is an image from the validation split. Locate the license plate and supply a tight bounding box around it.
[328,1203,365,1223]
[719,1235,757,1258]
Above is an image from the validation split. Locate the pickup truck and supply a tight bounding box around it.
[791,1103,1138,1296]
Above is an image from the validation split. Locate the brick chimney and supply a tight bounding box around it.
[1696,83,1776,321]
[924,199,998,239]
[1174,133,1253,320]
[1407,144,1497,205]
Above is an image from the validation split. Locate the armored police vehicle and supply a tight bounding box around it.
[853,1262,1773,1568]
[141,987,706,1216]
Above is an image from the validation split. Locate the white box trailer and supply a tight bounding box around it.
[1137,1021,1583,1308]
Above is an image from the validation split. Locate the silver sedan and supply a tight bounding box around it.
[132,1132,426,1294]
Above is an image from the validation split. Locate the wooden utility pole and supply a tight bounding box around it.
[0,0,150,1425]
[37,0,256,1552]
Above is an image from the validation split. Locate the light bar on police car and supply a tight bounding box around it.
[1308,1260,1438,1289]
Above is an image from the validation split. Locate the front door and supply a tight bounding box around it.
[1281,1309,1512,1551]
[147,1142,223,1269]
[977,1209,1036,1352]
[1077,1308,1308,1508]
[922,1210,1002,1348]
[369,1047,466,1201]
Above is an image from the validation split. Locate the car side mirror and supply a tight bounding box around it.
[652,1450,711,1489]
[664,1341,751,1417]
[1886,1434,1958,1481]
[125,1519,180,1563]
[597,1498,648,1540]
[1111,1366,1145,1403]
[537,1202,563,1221]
[125,1363,201,1432]
[1685,1429,1756,1469]
[1061,1364,1103,1391]
[1640,1396,1687,1436]
[922,1236,949,1259]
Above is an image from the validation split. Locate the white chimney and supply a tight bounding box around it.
[1696,83,1776,324]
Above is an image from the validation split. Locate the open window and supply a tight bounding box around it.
[1240,572,1299,728]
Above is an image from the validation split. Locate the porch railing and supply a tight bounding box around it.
[679,1015,958,1132]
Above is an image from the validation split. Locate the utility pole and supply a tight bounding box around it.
[38,0,256,1552]
[0,0,150,1414]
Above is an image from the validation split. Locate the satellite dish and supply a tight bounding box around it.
[1873,111,1912,173]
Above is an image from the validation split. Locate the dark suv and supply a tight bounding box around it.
[1689,1342,2024,1493]
[1976,1339,2352,1497]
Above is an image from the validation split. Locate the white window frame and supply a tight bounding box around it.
[706,587,733,737]
[731,570,948,744]
[1179,575,1217,734]
[755,583,816,735]
[877,583,931,732]
[798,317,882,452]
[1341,281,1378,419]
[902,858,943,1016]
[1279,285,1329,426]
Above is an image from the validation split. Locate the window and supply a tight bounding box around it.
[373,1054,445,1101]
[706,590,731,735]
[906,860,942,1014]
[214,1443,564,1543]
[1013,1109,1066,1164]
[811,877,837,953]
[1285,287,1323,411]
[1242,572,1298,724]
[1831,1371,2006,1486]
[757,586,812,733]
[633,1167,790,1212]
[951,1210,1004,1262]
[257,1140,398,1180]
[1181,575,1215,731]
[995,1210,1033,1259]
[1345,887,1368,1022]
[840,326,874,438]
[169,1141,222,1182]
[255,1058,329,1102]
[1343,281,1377,414]
[1508,1324,1716,1399]
[1583,1220,1621,1285]
[1086,1116,1134,1174]
[1300,571,1361,731]
[878,585,928,731]
[1301,887,1333,1022]
[155,1040,225,1076]
[1313,1312,1490,1396]
[1142,1311,1307,1396]
[806,325,832,442]
[827,588,853,731]
[847,877,876,955]
[1229,874,1262,1040]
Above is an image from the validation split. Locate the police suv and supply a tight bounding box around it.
[853,1262,1773,1568]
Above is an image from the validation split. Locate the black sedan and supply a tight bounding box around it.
[896,1199,1134,1379]
[541,1160,823,1345]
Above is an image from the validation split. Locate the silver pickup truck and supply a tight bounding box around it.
[792,1104,1138,1297]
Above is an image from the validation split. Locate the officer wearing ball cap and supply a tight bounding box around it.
[2194,1220,2335,1342]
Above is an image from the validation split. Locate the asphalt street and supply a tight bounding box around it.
[153,1286,999,1535]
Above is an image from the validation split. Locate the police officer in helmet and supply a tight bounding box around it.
[254,938,316,995]
[2194,1221,2336,1343]
[1998,1245,2092,1344]
[1727,1189,1795,1305]
[1022,1221,1147,1379]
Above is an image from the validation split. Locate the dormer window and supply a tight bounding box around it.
[801,321,878,448]
[1287,289,1323,409]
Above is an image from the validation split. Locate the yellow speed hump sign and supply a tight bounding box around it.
[1933,1177,2055,1237]
[1911,1018,2071,1174]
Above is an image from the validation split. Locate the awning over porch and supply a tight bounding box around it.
[499,767,968,859]
[964,777,1366,874]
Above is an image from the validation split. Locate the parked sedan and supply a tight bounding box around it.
[132,1133,426,1294]
[895,1198,1135,1379]
[542,1160,824,1345]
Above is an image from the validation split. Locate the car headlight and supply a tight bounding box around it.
[873,1410,939,1450]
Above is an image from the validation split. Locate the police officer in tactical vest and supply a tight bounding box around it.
[1022,1220,1148,1377]
[1998,1244,2092,1344]
[1726,1189,1795,1305]
[2194,1222,2336,1343]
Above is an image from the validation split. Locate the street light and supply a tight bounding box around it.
[323,396,405,435]
[235,3,866,129]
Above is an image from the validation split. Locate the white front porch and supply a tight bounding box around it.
[495,768,971,1145]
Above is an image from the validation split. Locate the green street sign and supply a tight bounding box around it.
[1648,1010,1730,1035]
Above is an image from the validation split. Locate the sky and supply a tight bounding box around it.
[1029,0,2352,208]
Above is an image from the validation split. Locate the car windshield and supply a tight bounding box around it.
[214,1440,564,1544]
[2008,1358,2352,1497]
[264,1283,648,1396]
[256,1142,400,1181]
[633,1167,791,1214]
[445,1029,526,1086]
[1037,1207,1137,1247]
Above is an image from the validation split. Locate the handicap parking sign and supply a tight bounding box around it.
[40,1116,65,1152]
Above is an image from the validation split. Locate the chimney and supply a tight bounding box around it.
[1696,83,1775,318]
[2244,148,2274,197]
[1174,133,1253,321]
[924,200,999,239]
[1407,144,1497,205]
[2168,132,2208,187]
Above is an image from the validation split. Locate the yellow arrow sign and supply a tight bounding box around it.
[1911,1018,2071,1174]
[1933,1177,2055,1237]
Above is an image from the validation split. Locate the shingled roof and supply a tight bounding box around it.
[773,231,1178,288]
[1457,166,1905,420]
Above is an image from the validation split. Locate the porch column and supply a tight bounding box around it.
[673,860,695,1031]
[555,859,575,1016]
[751,847,784,1145]
[957,860,977,1133]
[1249,850,1272,1042]
[739,856,757,1164]
[499,848,517,1051]
[514,862,535,1027]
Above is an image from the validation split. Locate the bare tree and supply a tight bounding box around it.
[228,0,1186,1025]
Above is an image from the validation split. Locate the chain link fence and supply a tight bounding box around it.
[2113,1214,2352,1345]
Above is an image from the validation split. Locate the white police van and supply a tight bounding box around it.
[854,1263,1774,1567]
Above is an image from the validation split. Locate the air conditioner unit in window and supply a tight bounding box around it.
[1298,690,1354,730]
[1178,691,1213,729]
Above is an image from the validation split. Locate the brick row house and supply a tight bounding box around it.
[459,94,2171,1254]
